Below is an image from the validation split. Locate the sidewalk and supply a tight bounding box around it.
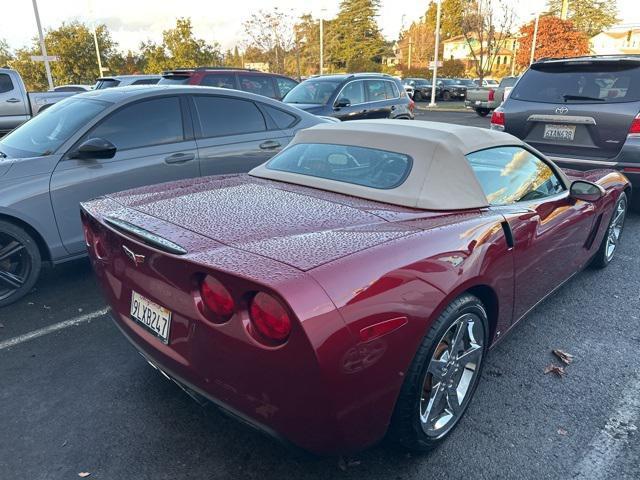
[414,100,469,113]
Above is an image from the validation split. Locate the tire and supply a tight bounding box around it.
[591,192,627,269]
[388,294,489,452]
[442,91,451,101]
[0,220,42,307]
[475,108,490,117]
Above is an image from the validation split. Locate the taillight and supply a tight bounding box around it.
[628,113,640,137]
[94,237,107,259]
[409,98,415,113]
[490,107,505,131]
[249,292,291,342]
[83,223,93,247]
[488,89,495,101]
[198,275,235,321]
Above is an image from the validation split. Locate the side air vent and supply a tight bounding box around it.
[501,221,515,249]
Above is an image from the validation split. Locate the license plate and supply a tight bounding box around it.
[475,100,481,105]
[543,124,576,141]
[130,291,172,343]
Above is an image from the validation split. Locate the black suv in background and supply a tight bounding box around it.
[437,78,468,100]
[283,73,414,121]
[402,78,438,101]
[493,55,640,202]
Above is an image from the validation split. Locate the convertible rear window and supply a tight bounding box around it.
[266,143,412,189]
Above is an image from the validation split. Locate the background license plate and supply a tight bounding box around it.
[130,291,171,343]
[544,124,576,141]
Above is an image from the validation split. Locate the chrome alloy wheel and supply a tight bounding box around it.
[0,232,30,302]
[605,196,627,262]
[419,313,485,437]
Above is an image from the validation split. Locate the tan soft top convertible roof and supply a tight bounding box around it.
[249,119,530,210]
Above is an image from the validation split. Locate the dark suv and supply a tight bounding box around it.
[436,78,467,100]
[494,55,640,200]
[158,68,299,100]
[283,73,414,121]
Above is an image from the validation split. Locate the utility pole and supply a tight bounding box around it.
[529,13,540,65]
[560,0,569,20]
[88,0,104,77]
[429,0,442,107]
[319,17,324,75]
[31,0,54,90]
[408,37,413,71]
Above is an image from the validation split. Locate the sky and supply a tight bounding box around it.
[3,0,640,53]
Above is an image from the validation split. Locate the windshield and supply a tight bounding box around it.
[458,79,476,86]
[266,143,412,189]
[511,62,640,103]
[94,79,120,89]
[0,97,109,158]
[158,76,191,85]
[283,80,341,105]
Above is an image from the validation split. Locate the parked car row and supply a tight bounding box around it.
[401,77,501,102]
[0,54,635,459]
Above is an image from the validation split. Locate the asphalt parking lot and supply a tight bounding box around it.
[1,112,639,480]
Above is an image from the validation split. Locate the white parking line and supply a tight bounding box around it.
[0,307,111,351]
[572,373,640,479]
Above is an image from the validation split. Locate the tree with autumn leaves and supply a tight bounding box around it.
[516,16,589,68]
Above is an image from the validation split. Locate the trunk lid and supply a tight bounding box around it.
[504,58,640,160]
[101,174,424,271]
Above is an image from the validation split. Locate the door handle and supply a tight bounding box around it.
[259,140,281,150]
[391,105,396,111]
[6,98,20,103]
[164,152,195,164]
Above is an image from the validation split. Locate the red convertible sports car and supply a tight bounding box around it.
[81,120,630,454]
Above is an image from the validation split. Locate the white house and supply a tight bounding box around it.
[590,24,640,55]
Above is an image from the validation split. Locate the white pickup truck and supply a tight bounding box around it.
[0,68,76,135]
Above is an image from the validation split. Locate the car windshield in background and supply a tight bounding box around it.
[94,79,120,89]
[500,77,518,87]
[283,80,341,105]
[511,62,640,104]
[458,79,476,86]
[158,76,191,85]
[0,98,109,158]
[266,143,412,189]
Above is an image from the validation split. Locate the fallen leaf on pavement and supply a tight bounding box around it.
[552,349,574,365]
[337,457,361,471]
[544,364,566,377]
[78,473,91,478]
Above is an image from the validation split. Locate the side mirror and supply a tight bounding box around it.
[70,137,116,160]
[570,180,605,202]
[334,98,351,109]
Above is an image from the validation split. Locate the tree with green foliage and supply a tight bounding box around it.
[0,39,13,67]
[546,0,618,37]
[10,22,119,90]
[328,0,386,72]
[140,18,222,73]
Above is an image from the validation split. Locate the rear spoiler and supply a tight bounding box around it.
[105,216,187,255]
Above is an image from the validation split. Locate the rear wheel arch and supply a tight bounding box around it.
[0,213,51,263]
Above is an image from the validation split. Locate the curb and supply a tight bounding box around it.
[415,107,472,113]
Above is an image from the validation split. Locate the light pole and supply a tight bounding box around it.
[529,13,540,65]
[319,17,324,75]
[88,0,104,77]
[31,0,54,90]
[429,0,442,107]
